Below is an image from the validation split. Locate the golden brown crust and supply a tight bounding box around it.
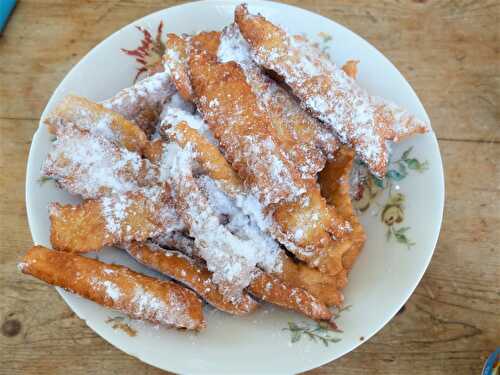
[163,33,193,101]
[188,31,351,275]
[20,246,205,330]
[165,122,242,193]
[50,189,167,253]
[126,242,259,315]
[50,200,110,253]
[319,147,366,271]
[279,254,345,307]
[143,138,165,163]
[165,124,344,306]
[44,95,148,154]
[219,25,331,181]
[189,32,307,207]
[249,271,333,322]
[235,4,428,177]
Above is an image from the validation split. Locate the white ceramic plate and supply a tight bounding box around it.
[25,0,444,373]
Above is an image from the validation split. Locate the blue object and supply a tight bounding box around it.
[482,348,500,375]
[0,0,16,33]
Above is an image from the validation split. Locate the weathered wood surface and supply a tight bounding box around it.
[0,1,498,374]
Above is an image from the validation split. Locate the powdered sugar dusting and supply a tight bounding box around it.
[91,278,123,301]
[160,105,217,146]
[237,134,306,207]
[237,9,429,176]
[42,128,155,199]
[197,175,282,273]
[101,72,175,135]
[130,285,196,329]
[218,24,332,179]
[159,142,259,299]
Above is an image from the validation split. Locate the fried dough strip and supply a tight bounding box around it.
[319,147,366,270]
[161,141,259,299]
[49,187,170,253]
[218,25,336,180]
[126,241,259,315]
[162,121,242,195]
[42,128,157,199]
[44,95,148,154]
[280,259,345,306]
[248,271,333,322]
[127,239,333,320]
[164,122,344,304]
[189,32,350,275]
[162,31,336,179]
[163,34,194,102]
[19,246,205,330]
[188,32,307,207]
[158,127,344,310]
[101,71,175,136]
[235,4,429,177]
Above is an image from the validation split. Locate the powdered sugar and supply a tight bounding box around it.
[160,105,217,145]
[197,175,282,273]
[237,9,428,176]
[91,278,122,301]
[101,72,175,135]
[159,143,255,297]
[130,284,200,330]
[42,128,155,199]
[218,24,332,178]
[167,93,195,114]
[237,134,306,206]
[101,194,129,236]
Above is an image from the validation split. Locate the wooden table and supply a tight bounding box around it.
[1,1,498,374]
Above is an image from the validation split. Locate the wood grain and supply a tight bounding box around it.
[0,1,499,374]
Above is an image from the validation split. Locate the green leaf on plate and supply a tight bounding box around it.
[387,169,406,181]
[401,147,413,161]
[371,174,385,189]
[405,158,429,172]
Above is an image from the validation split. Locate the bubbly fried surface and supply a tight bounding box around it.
[20,246,205,330]
[188,32,351,275]
[101,71,175,136]
[163,34,193,102]
[189,32,307,207]
[164,122,346,305]
[126,241,259,315]
[279,256,345,307]
[235,4,428,177]
[50,187,169,253]
[45,95,148,154]
[249,271,333,322]
[28,18,382,328]
[319,147,366,270]
[219,25,333,181]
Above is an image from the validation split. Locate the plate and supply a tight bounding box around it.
[25,0,444,373]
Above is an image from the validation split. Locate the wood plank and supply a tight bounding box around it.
[1,116,498,374]
[0,0,498,142]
